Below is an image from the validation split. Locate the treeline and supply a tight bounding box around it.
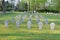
[0,0,60,13]
[0,1,28,11]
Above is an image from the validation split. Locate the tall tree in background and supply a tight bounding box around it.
[56,0,60,12]
[2,0,8,13]
[31,0,46,11]
[0,0,2,11]
[2,0,6,13]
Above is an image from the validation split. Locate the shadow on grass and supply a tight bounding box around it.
[0,33,60,36]
[0,32,60,40]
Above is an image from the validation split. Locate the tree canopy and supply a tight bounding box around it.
[0,0,60,12]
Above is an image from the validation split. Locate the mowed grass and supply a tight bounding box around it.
[0,12,60,40]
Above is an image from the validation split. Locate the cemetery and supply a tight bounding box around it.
[0,0,60,40]
[0,12,60,40]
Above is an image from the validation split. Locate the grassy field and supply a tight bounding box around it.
[0,12,60,40]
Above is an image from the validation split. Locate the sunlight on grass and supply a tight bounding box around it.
[0,12,60,40]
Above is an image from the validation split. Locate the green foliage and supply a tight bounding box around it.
[0,0,60,12]
[17,2,28,11]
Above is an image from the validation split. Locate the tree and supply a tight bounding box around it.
[2,0,6,13]
[0,0,2,11]
[2,0,8,13]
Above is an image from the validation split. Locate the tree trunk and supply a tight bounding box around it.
[2,0,6,13]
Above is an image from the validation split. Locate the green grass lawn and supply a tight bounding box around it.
[0,12,60,40]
